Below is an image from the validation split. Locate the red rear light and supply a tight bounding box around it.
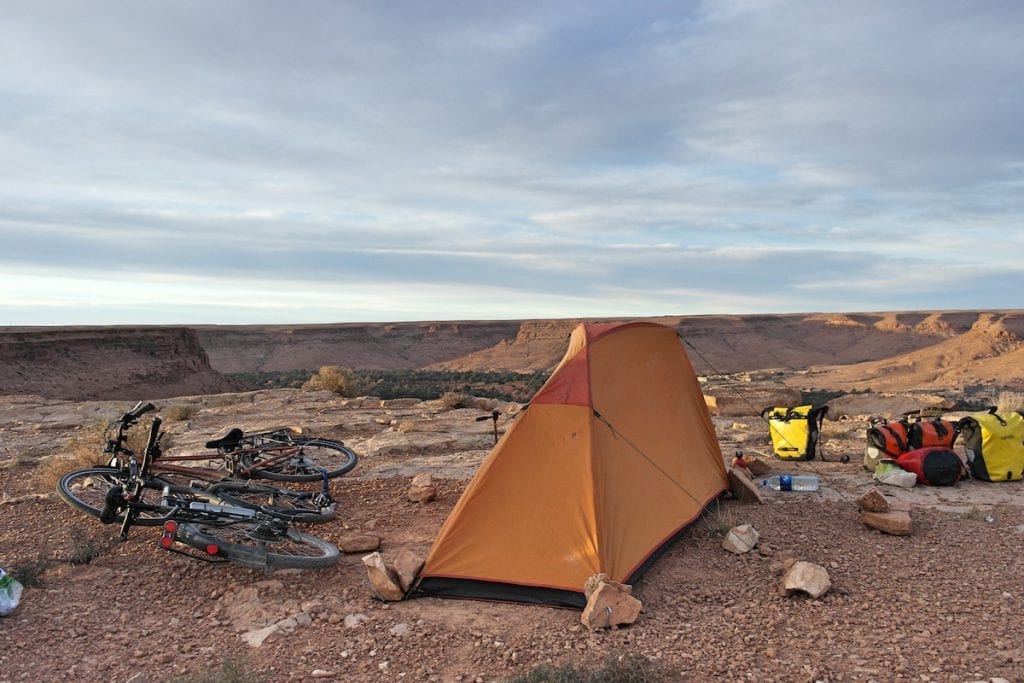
[205,544,219,555]
[159,535,174,549]
[163,520,178,533]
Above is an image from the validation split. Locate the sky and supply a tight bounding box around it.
[1,1,1022,325]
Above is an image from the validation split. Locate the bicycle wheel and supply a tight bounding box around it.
[176,521,340,570]
[241,439,358,482]
[204,481,336,524]
[57,467,202,526]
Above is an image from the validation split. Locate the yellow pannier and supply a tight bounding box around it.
[761,405,829,461]
[957,409,1024,482]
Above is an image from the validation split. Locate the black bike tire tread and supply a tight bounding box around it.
[176,522,340,569]
[57,467,201,527]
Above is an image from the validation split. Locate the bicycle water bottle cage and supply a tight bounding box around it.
[205,427,244,451]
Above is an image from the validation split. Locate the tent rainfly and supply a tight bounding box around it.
[415,321,729,608]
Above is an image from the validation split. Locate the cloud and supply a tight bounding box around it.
[0,1,1022,324]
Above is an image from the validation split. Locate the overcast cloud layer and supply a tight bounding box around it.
[2,1,1022,325]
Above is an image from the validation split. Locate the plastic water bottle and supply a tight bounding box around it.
[762,474,819,492]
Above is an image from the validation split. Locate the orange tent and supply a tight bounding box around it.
[416,321,728,607]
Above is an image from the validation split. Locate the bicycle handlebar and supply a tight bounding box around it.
[122,401,156,423]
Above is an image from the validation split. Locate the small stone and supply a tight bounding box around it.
[722,524,759,554]
[344,613,370,628]
[338,534,381,553]
[781,560,831,599]
[861,509,913,536]
[240,624,279,648]
[391,548,426,593]
[407,485,437,503]
[580,580,642,629]
[362,552,406,601]
[855,487,890,513]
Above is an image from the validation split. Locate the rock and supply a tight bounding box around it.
[391,548,425,593]
[338,533,381,553]
[240,624,279,648]
[362,552,406,601]
[389,622,410,637]
[744,456,772,476]
[311,669,335,678]
[380,398,422,408]
[727,467,765,503]
[888,499,913,513]
[343,613,370,628]
[861,509,913,536]
[407,485,437,503]
[583,573,631,599]
[580,580,642,630]
[722,524,760,554]
[782,560,832,598]
[411,472,433,488]
[855,487,890,513]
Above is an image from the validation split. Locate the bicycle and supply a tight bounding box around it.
[101,402,358,484]
[58,409,340,570]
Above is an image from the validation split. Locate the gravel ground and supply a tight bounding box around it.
[1,395,1022,682]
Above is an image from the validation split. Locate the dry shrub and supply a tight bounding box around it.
[34,421,110,490]
[700,499,740,537]
[165,404,199,421]
[996,391,1024,413]
[302,366,371,397]
[439,391,475,409]
[8,550,54,588]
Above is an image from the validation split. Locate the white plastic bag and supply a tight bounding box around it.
[0,568,23,616]
[873,461,917,488]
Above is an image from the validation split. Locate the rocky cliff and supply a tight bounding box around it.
[0,327,242,400]
[195,321,522,373]
[3,310,1023,401]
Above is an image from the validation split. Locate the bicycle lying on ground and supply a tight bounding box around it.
[101,402,358,484]
[57,403,345,570]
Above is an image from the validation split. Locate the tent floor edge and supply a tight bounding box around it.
[413,577,585,609]
[625,485,731,586]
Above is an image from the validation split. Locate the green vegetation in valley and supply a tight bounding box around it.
[230,367,551,403]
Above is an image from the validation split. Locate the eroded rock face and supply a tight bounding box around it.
[0,327,241,400]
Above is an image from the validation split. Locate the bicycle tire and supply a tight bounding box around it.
[204,481,336,524]
[176,521,340,570]
[57,467,203,526]
[241,438,358,482]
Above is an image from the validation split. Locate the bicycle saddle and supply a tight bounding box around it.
[205,427,244,450]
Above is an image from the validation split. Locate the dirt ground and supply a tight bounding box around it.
[1,391,1022,682]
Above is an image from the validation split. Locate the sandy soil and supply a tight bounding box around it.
[1,391,1022,682]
